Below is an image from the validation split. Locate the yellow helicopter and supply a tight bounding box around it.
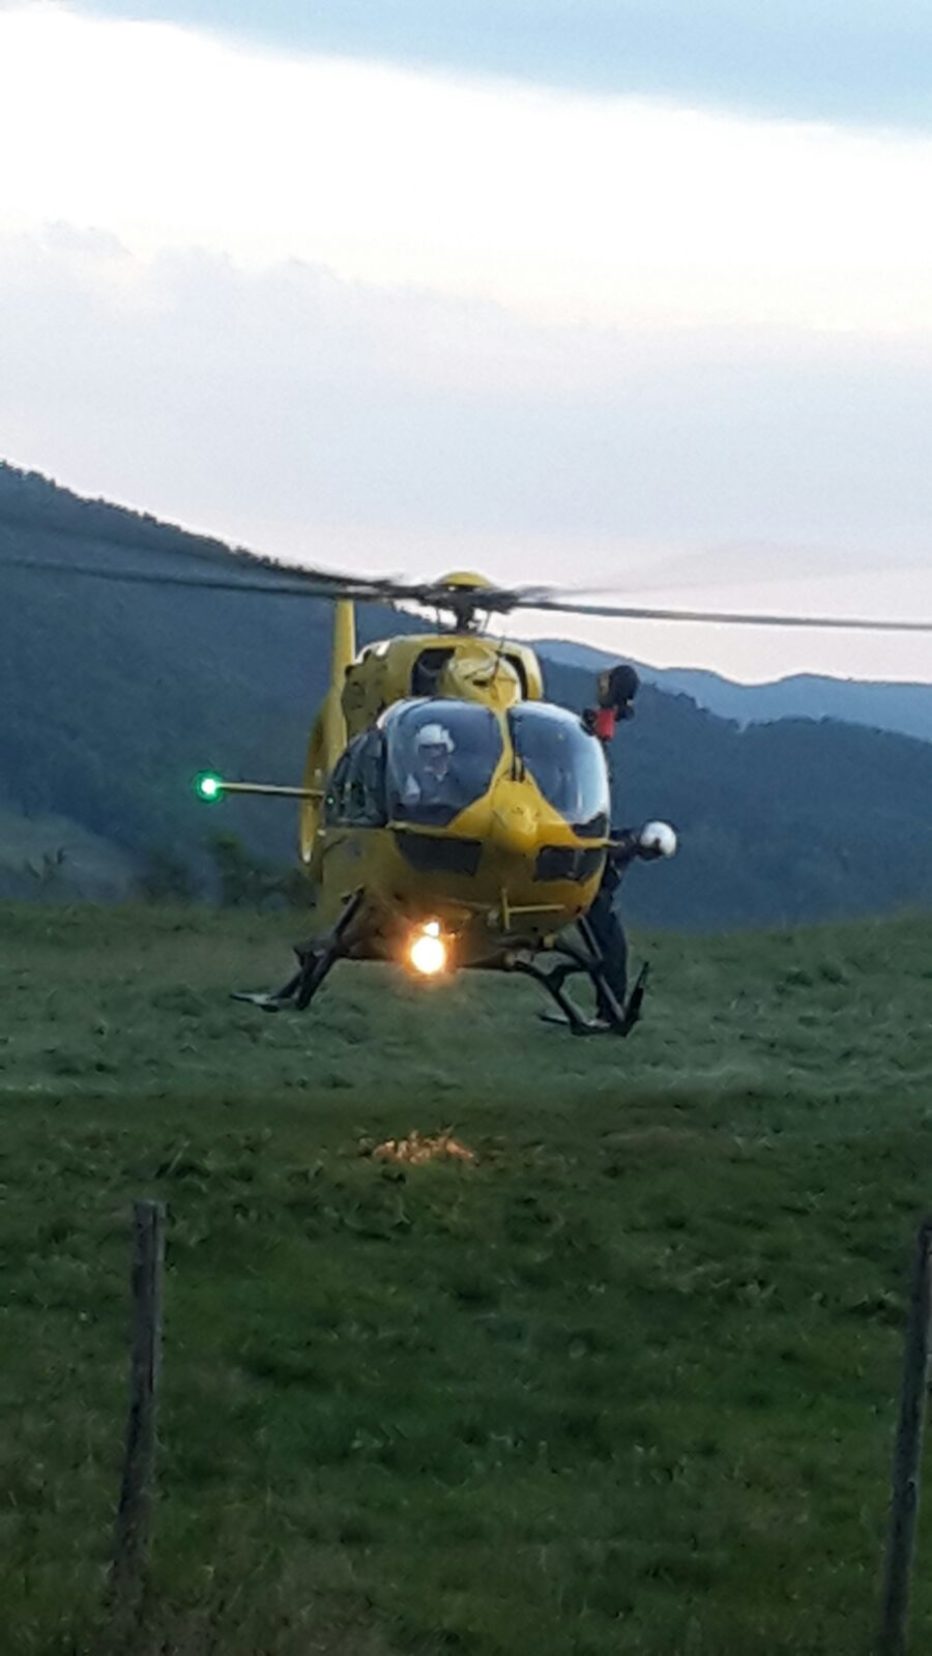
[175,558,932,1034]
[195,573,678,1035]
[9,527,932,1033]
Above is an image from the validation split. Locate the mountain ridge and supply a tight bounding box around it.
[3,460,931,929]
[538,639,932,745]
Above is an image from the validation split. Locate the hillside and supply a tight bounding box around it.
[0,804,134,901]
[2,460,932,928]
[653,666,932,743]
[540,639,932,745]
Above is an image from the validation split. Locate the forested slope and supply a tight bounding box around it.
[2,461,931,928]
[541,638,932,745]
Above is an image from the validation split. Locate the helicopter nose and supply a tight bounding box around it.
[490,800,538,858]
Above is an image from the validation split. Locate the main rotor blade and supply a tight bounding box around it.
[514,595,932,634]
[0,554,402,601]
[4,550,931,633]
[0,551,536,611]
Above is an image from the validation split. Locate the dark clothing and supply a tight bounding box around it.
[606,828,641,873]
[406,768,452,805]
[584,666,640,1021]
[586,828,642,1019]
[399,766,460,825]
[588,880,628,1020]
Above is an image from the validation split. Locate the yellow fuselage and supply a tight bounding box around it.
[311,727,606,968]
[296,596,610,970]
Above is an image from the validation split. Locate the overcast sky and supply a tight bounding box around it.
[1,0,930,681]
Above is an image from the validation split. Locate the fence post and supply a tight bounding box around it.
[110,1199,166,1620]
[878,1218,932,1656]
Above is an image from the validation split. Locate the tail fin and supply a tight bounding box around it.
[300,600,356,863]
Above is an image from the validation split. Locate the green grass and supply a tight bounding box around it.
[2,903,932,1654]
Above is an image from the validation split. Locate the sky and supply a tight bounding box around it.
[0,0,930,682]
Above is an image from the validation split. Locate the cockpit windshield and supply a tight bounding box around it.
[385,700,504,827]
[510,704,610,836]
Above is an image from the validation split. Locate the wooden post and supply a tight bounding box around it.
[110,1199,166,1618]
[878,1219,932,1656]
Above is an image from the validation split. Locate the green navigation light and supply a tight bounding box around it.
[195,772,224,802]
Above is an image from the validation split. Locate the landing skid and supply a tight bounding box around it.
[510,919,650,1037]
[231,890,363,1014]
[537,965,649,1037]
[231,891,649,1037]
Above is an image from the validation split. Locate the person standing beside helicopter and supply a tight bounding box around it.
[583,664,644,1023]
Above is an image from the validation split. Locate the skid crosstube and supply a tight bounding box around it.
[512,914,649,1036]
[231,889,364,1013]
[232,896,648,1036]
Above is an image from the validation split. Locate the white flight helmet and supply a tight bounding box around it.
[639,820,678,858]
[416,723,455,752]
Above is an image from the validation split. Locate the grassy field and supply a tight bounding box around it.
[2,902,932,1655]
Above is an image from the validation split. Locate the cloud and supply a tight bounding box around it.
[1,6,930,683]
[2,6,932,333]
[1,228,931,685]
[71,0,932,129]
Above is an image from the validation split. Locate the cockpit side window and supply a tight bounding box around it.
[385,700,503,827]
[509,704,610,837]
[325,730,386,827]
[325,750,351,824]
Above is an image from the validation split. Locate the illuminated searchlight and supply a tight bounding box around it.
[407,921,449,977]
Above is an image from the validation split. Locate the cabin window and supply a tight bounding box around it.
[411,646,453,697]
[325,730,386,826]
[509,704,610,837]
[384,699,503,828]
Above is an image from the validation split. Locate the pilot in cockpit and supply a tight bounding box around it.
[402,722,457,808]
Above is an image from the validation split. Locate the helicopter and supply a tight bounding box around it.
[176,563,930,1036]
[194,573,679,1035]
[7,529,932,1035]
